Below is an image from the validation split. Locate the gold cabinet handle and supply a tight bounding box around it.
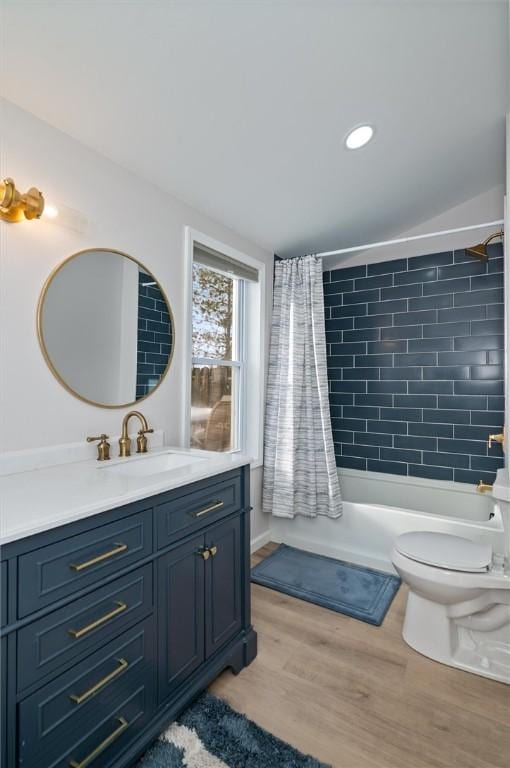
[197,548,210,560]
[69,716,129,768]
[208,545,218,557]
[192,500,224,518]
[69,658,129,704]
[477,480,493,494]
[69,542,128,572]
[68,601,127,639]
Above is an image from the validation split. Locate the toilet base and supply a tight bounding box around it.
[402,591,510,684]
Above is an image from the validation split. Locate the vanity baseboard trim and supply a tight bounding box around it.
[0,464,256,768]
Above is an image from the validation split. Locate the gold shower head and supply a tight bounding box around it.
[465,230,504,261]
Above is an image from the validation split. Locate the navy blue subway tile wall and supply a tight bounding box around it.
[323,244,504,484]
[136,271,173,399]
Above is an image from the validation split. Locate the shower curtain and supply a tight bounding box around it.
[263,255,342,519]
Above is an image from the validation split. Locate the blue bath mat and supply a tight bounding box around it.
[137,692,329,767]
[251,544,400,626]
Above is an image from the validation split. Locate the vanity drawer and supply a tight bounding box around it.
[19,617,155,768]
[17,564,153,692]
[156,470,242,550]
[18,509,153,618]
[21,677,155,768]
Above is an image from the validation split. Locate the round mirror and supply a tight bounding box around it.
[37,248,174,408]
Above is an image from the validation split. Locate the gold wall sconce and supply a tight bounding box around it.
[0,177,88,232]
[0,177,46,222]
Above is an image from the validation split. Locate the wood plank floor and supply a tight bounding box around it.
[209,543,510,768]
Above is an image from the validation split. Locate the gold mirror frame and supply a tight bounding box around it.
[37,247,175,409]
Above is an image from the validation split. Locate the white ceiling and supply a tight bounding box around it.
[1,1,508,257]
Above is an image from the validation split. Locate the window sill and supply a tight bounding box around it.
[187,447,262,469]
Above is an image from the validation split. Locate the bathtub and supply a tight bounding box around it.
[270,468,504,573]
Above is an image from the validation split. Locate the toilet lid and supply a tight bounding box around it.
[395,532,492,572]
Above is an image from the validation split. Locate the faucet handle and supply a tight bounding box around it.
[86,434,111,461]
[488,431,504,450]
[136,428,153,454]
[477,479,493,494]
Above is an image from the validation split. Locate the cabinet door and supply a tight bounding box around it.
[205,516,242,658]
[157,534,205,702]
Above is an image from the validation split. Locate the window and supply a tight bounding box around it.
[186,230,265,462]
[191,263,241,452]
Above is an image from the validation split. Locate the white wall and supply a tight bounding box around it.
[323,185,504,271]
[0,99,273,541]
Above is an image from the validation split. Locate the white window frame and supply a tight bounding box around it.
[183,227,266,466]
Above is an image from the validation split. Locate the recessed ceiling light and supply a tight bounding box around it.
[345,124,374,150]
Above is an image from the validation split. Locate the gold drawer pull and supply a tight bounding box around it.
[197,548,210,561]
[68,601,127,639]
[193,500,224,518]
[69,658,129,704]
[69,542,128,572]
[208,545,218,557]
[69,716,129,768]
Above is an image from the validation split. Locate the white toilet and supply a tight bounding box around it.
[392,469,510,684]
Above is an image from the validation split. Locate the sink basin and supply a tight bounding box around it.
[102,451,207,478]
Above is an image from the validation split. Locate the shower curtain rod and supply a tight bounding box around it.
[316,219,504,259]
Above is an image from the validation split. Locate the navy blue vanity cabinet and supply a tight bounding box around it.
[157,515,242,704]
[0,464,256,768]
[204,516,242,658]
[1,561,8,768]
[0,637,7,768]
[157,534,206,702]
[18,618,156,768]
[155,470,242,548]
[18,509,153,618]
[0,562,7,627]
[43,679,155,768]
[17,564,153,693]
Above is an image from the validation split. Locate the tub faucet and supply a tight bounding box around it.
[119,411,154,457]
[488,431,504,450]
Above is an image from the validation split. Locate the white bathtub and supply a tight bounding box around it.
[270,468,504,573]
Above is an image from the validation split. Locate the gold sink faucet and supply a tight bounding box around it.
[119,411,154,457]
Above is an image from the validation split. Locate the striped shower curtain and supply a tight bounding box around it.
[263,255,342,519]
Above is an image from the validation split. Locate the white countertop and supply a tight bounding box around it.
[0,447,252,546]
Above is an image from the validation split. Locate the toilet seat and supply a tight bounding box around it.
[395,532,492,573]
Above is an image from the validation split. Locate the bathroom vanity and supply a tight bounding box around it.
[0,452,256,768]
